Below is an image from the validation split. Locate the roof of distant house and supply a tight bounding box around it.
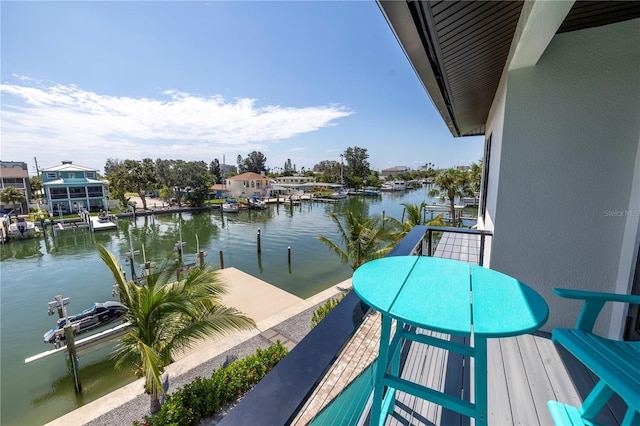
[0,162,29,178]
[41,161,96,172]
[381,166,409,172]
[227,172,269,180]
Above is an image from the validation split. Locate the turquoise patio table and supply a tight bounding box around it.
[353,256,549,426]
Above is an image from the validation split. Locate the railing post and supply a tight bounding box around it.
[427,229,433,257]
[479,234,485,266]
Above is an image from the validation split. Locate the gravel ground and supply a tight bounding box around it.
[84,301,324,426]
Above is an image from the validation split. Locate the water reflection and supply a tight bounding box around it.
[0,238,43,260]
[31,355,133,410]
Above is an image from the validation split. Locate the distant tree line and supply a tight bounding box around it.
[103,148,481,212]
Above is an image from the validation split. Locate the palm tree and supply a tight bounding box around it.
[469,160,483,193]
[386,201,426,243]
[429,168,473,227]
[317,210,393,270]
[0,186,27,215]
[97,244,255,413]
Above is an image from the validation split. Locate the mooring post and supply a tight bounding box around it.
[64,324,82,393]
[40,214,46,237]
[54,295,65,318]
[219,250,224,269]
[47,295,81,392]
[257,229,261,253]
[288,246,291,264]
[382,210,386,229]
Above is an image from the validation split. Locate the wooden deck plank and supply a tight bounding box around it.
[441,335,468,426]
[393,340,428,425]
[499,336,541,424]
[534,334,581,408]
[487,337,513,425]
[516,334,555,425]
[296,326,625,426]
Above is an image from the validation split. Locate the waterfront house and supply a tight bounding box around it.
[380,165,410,178]
[224,172,271,198]
[42,161,107,213]
[0,161,32,214]
[274,175,316,185]
[221,2,639,425]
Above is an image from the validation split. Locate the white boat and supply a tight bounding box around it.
[247,197,267,210]
[380,181,407,191]
[97,211,112,223]
[359,187,380,196]
[5,216,41,239]
[222,202,239,213]
[424,204,466,212]
[329,189,347,199]
[43,301,128,344]
[462,193,480,206]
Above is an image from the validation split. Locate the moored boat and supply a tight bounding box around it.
[380,181,407,191]
[359,187,380,196]
[44,301,128,344]
[5,216,41,239]
[222,202,239,213]
[329,188,347,199]
[247,197,267,209]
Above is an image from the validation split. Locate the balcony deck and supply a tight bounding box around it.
[291,232,626,425]
[219,229,626,426]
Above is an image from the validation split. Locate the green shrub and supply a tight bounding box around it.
[311,293,347,329]
[144,342,288,426]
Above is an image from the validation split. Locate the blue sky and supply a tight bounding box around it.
[1,1,483,175]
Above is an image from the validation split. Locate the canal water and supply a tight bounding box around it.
[0,188,471,425]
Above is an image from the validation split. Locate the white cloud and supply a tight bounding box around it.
[0,77,352,171]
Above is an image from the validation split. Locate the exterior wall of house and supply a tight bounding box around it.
[478,75,508,266]
[225,176,271,197]
[274,176,315,184]
[0,161,32,214]
[485,18,640,336]
[42,163,106,213]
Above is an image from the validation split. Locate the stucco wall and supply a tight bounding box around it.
[488,19,640,335]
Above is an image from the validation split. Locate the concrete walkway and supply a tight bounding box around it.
[46,268,349,426]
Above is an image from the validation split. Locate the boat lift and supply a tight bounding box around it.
[25,321,130,364]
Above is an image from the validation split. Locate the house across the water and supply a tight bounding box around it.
[42,161,107,214]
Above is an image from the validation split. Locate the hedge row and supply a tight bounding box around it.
[136,342,288,426]
[310,292,347,328]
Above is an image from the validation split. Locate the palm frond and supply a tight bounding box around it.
[97,244,255,402]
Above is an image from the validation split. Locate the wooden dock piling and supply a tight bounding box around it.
[257,229,261,253]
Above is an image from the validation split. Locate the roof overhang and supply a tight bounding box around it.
[377,0,640,138]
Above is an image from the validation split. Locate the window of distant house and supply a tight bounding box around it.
[87,172,95,178]
[480,134,492,220]
[49,188,67,199]
[251,181,255,188]
[87,186,103,196]
[69,187,86,198]
[47,172,57,179]
[256,181,261,188]
[68,173,75,179]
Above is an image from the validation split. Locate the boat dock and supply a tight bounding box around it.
[89,217,117,231]
[43,271,347,426]
[25,267,309,364]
